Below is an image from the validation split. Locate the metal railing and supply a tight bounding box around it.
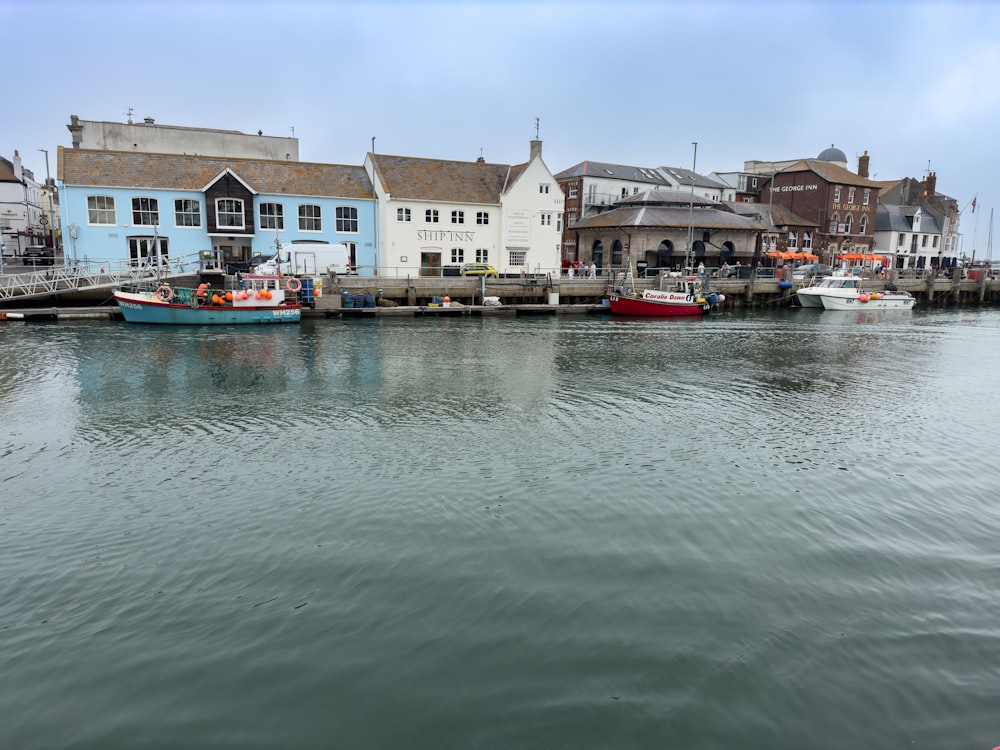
[0,253,203,301]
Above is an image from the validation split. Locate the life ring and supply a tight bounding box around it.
[286,277,302,293]
[156,285,174,302]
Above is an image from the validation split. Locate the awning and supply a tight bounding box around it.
[838,252,886,263]
[765,250,818,261]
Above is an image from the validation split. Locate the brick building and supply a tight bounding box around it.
[759,147,882,265]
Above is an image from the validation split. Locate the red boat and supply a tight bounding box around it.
[606,276,722,317]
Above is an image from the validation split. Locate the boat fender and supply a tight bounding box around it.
[156,285,174,302]
[858,293,870,303]
[286,277,302,293]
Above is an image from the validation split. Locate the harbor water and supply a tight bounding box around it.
[2,308,1000,749]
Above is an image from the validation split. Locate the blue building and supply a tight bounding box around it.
[57,148,375,274]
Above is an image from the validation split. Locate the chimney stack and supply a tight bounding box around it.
[857,150,870,178]
[530,139,542,160]
[925,171,937,199]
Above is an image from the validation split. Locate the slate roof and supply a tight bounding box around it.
[618,188,717,208]
[573,204,765,232]
[657,165,727,190]
[59,148,373,199]
[723,201,818,229]
[370,153,519,204]
[779,158,883,188]
[875,203,942,233]
[554,160,665,184]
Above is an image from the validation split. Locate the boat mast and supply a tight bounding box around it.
[685,142,697,273]
[988,208,994,266]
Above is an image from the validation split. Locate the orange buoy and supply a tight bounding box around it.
[225,291,233,302]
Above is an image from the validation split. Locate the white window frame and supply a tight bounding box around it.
[476,248,489,263]
[509,250,526,265]
[132,196,159,227]
[128,235,169,265]
[216,198,244,230]
[539,184,550,194]
[336,205,358,233]
[397,207,411,222]
[451,210,465,224]
[568,186,578,199]
[787,231,797,249]
[259,202,284,230]
[425,209,439,223]
[833,186,842,203]
[476,211,489,225]
[174,199,201,228]
[298,203,322,232]
[451,247,464,263]
[802,232,812,249]
[863,189,870,206]
[540,213,552,226]
[847,188,856,204]
[87,195,116,225]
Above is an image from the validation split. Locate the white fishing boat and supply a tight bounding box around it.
[795,271,863,309]
[819,288,915,311]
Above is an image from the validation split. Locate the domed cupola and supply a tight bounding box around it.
[817,144,847,164]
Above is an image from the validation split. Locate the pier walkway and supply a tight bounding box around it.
[0,253,204,303]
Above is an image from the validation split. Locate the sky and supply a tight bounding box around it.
[4,0,999,254]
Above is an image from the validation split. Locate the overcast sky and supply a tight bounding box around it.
[5,0,999,253]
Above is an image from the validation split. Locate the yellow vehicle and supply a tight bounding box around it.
[460,263,499,278]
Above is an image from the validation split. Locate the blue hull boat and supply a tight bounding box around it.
[113,277,303,325]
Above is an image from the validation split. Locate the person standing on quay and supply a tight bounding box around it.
[588,261,596,279]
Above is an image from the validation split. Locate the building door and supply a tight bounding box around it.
[420,250,442,277]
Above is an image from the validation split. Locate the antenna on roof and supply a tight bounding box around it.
[289,126,295,138]
[534,117,540,139]
[125,106,134,125]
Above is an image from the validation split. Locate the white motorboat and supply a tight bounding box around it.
[819,289,915,310]
[796,272,863,308]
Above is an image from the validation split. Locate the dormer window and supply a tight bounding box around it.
[216,198,244,229]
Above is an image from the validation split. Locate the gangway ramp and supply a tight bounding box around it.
[0,255,203,302]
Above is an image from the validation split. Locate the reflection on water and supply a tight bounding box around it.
[2,309,1000,750]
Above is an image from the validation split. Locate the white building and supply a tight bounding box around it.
[366,141,564,276]
[66,114,299,161]
[874,204,945,270]
[0,150,44,256]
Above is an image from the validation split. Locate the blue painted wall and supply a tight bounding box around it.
[58,184,376,274]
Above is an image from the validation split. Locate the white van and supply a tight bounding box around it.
[253,242,352,276]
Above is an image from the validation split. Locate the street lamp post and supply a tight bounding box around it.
[38,149,55,259]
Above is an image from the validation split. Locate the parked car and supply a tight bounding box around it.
[460,263,499,278]
[792,263,832,280]
[24,245,55,266]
